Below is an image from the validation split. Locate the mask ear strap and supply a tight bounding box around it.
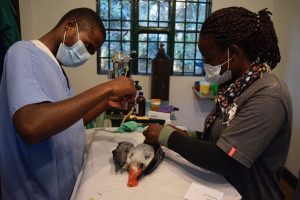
[219,49,232,67]
[63,31,67,44]
[76,23,80,40]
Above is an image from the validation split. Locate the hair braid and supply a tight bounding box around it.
[200,7,280,69]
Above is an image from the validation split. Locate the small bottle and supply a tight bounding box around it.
[212,82,219,96]
[136,91,146,116]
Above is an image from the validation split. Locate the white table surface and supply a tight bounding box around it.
[71,128,241,200]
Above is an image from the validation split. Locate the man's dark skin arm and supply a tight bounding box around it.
[82,96,136,125]
[82,100,109,125]
[13,77,135,144]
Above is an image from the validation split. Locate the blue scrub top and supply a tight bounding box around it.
[0,41,85,200]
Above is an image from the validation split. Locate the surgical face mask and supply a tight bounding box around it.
[204,49,232,84]
[56,23,91,67]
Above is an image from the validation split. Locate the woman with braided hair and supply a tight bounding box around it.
[143,7,292,199]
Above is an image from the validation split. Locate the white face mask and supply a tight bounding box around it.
[56,23,91,67]
[204,48,232,84]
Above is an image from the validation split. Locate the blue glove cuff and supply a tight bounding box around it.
[158,126,176,147]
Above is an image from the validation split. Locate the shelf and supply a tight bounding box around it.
[192,87,216,100]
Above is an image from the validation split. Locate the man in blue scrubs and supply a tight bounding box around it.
[0,8,136,200]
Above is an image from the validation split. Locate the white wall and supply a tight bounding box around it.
[19,0,299,175]
[273,0,300,177]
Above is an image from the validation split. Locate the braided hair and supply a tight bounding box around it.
[200,7,280,69]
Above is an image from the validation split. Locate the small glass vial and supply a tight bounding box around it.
[136,91,146,116]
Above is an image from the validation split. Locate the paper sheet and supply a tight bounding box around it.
[184,182,224,200]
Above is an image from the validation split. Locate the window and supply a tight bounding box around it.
[97,0,212,76]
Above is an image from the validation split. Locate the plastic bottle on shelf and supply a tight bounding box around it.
[212,82,219,96]
[136,91,146,116]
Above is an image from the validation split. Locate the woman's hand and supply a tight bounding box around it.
[165,124,188,136]
[143,124,164,144]
[143,124,189,145]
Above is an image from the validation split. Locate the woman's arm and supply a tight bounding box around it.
[168,132,247,176]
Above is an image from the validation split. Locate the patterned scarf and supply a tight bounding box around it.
[202,64,269,139]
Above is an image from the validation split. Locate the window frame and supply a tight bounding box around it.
[96,0,212,76]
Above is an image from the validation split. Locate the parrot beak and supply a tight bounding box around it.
[127,166,143,187]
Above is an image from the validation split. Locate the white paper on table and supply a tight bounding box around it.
[184,182,224,200]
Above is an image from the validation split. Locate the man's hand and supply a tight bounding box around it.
[108,96,136,110]
[105,76,136,110]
